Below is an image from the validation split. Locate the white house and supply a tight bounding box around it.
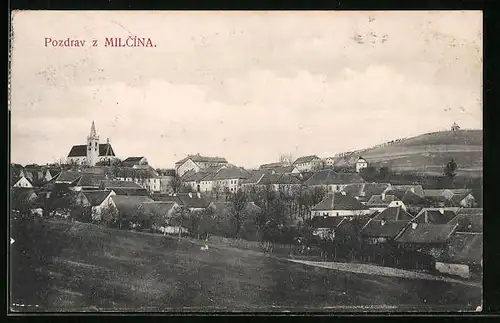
[355,157,368,173]
[293,155,323,172]
[12,176,33,188]
[212,167,250,193]
[175,154,228,177]
[83,190,117,221]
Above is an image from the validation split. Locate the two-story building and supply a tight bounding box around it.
[293,155,324,172]
[175,154,228,177]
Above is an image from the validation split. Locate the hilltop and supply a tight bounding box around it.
[332,130,482,177]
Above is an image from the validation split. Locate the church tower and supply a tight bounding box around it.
[86,121,100,166]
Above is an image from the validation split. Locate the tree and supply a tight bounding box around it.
[100,204,119,228]
[229,190,248,238]
[444,158,458,179]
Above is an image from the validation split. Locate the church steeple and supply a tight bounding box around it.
[90,120,97,138]
[87,121,100,166]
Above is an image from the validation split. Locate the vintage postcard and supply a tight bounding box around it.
[9,11,482,313]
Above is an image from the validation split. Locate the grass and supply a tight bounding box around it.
[10,218,482,312]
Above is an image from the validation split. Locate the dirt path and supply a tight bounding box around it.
[288,259,481,288]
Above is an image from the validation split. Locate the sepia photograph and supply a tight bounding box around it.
[9,11,482,312]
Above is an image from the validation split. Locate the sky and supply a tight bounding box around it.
[10,11,482,169]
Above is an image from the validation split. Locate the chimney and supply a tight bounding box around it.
[188,192,192,198]
[197,192,201,199]
[380,219,386,226]
[411,222,418,229]
[381,191,386,200]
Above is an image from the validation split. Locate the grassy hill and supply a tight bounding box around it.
[10,218,480,312]
[333,130,482,177]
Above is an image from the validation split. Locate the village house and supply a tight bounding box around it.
[212,167,250,193]
[253,173,302,193]
[12,175,34,188]
[122,156,149,168]
[371,206,414,222]
[259,162,285,170]
[82,190,116,222]
[44,168,61,182]
[303,169,365,192]
[11,187,39,216]
[140,201,178,231]
[67,121,118,166]
[323,156,336,168]
[114,167,161,193]
[175,154,228,177]
[414,207,460,224]
[240,170,267,192]
[72,172,107,191]
[157,169,176,193]
[109,195,155,229]
[100,180,150,196]
[45,190,91,219]
[385,185,425,198]
[400,190,432,215]
[340,183,392,202]
[394,221,458,271]
[423,189,476,208]
[181,165,224,193]
[355,157,369,173]
[311,191,374,218]
[365,192,406,213]
[168,192,215,212]
[293,155,324,172]
[435,232,482,279]
[446,208,483,233]
[54,171,83,186]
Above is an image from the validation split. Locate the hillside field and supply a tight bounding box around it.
[335,130,482,177]
[10,218,481,312]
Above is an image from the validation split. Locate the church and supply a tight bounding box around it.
[67,121,118,166]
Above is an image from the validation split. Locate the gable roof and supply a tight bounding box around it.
[415,208,460,224]
[449,193,474,205]
[366,194,398,206]
[340,183,365,197]
[123,156,145,162]
[445,232,482,265]
[447,209,483,233]
[395,223,457,244]
[140,201,176,219]
[212,167,249,180]
[83,190,113,206]
[312,192,369,211]
[272,166,298,174]
[293,155,321,164]
[360,220,409,239]
[174,193,212,209]
[100,180,144,189]
[241,171,266,185]
[304,169,365,186]
[111,195,154,219]
[68,144,116,157]
[55,171,82,184]
[336,216,372,240]
[276,174,302,185]
[212,201,261,217]
[175,154,228,165]
[388,185,424,197]
[11,187,38,206]
[76,173,106,187]
[423,189,450,197]
[402,190,432,206]
[372,206,414,221]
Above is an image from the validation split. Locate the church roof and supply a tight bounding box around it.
[67,144,116,157]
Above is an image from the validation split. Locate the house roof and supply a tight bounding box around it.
[212,167,249,180]
[83,190,113,206]
[68,144,116,157]
[366,194,398,206]
[455,208,483,216]
[114,167,159,179]
[340,183,365,197]
[395,223,457,244]
[360,220,409,239]
[111,188,150,196]
[11,187,37,205]
[312,192,369,211]
[111,195,154,219]
[449,193,473,205]
[372,206,414,221]
[336,216,372,240]
[151,194,180,202]
[276,174,302,185]
[55,171,82,184]
[183,171,212,182]
[174,193,212,209]
[448,189,473,195]
[402,190,431,206]
[175,154,228,165]
[423,189,449,197]
[445,232,482,265]
[259,162,284,169]
[293,155,321,164]
[123,156,145,162]
[76,173,106,187]
[388,185,424,197]
[272,166,298,174]
[100,180,144,189]
[304,169,365,186]
[241,171,266,185]
[447,211,483,233]
[415,208,460,224]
